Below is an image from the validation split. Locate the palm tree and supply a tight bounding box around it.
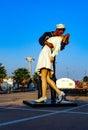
[0,63,7,79]
[13,68,30,87]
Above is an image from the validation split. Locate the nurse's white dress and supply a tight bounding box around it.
[35,36,62,75]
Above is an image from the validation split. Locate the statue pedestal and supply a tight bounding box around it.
[23,99,77,107]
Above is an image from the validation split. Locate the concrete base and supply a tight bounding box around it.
[23,99,77,107]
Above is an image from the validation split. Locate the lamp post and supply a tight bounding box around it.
[26,56,34,78]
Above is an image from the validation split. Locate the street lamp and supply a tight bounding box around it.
[26,56,34,78]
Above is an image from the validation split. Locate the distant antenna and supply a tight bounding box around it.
[66,67,69,78]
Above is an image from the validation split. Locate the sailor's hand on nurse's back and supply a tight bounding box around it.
[50,56,54,63]
[44,41,54,48]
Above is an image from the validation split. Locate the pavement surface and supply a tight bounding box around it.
[0,90,88,130]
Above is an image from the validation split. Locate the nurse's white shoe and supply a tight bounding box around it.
[35,97,47,103]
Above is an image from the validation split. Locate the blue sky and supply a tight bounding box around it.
[0,0,88,80]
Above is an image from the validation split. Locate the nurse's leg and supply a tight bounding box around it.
[41,68,48,97]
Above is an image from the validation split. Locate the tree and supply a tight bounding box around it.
[0,63,7,79]
[13,68,30,85]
